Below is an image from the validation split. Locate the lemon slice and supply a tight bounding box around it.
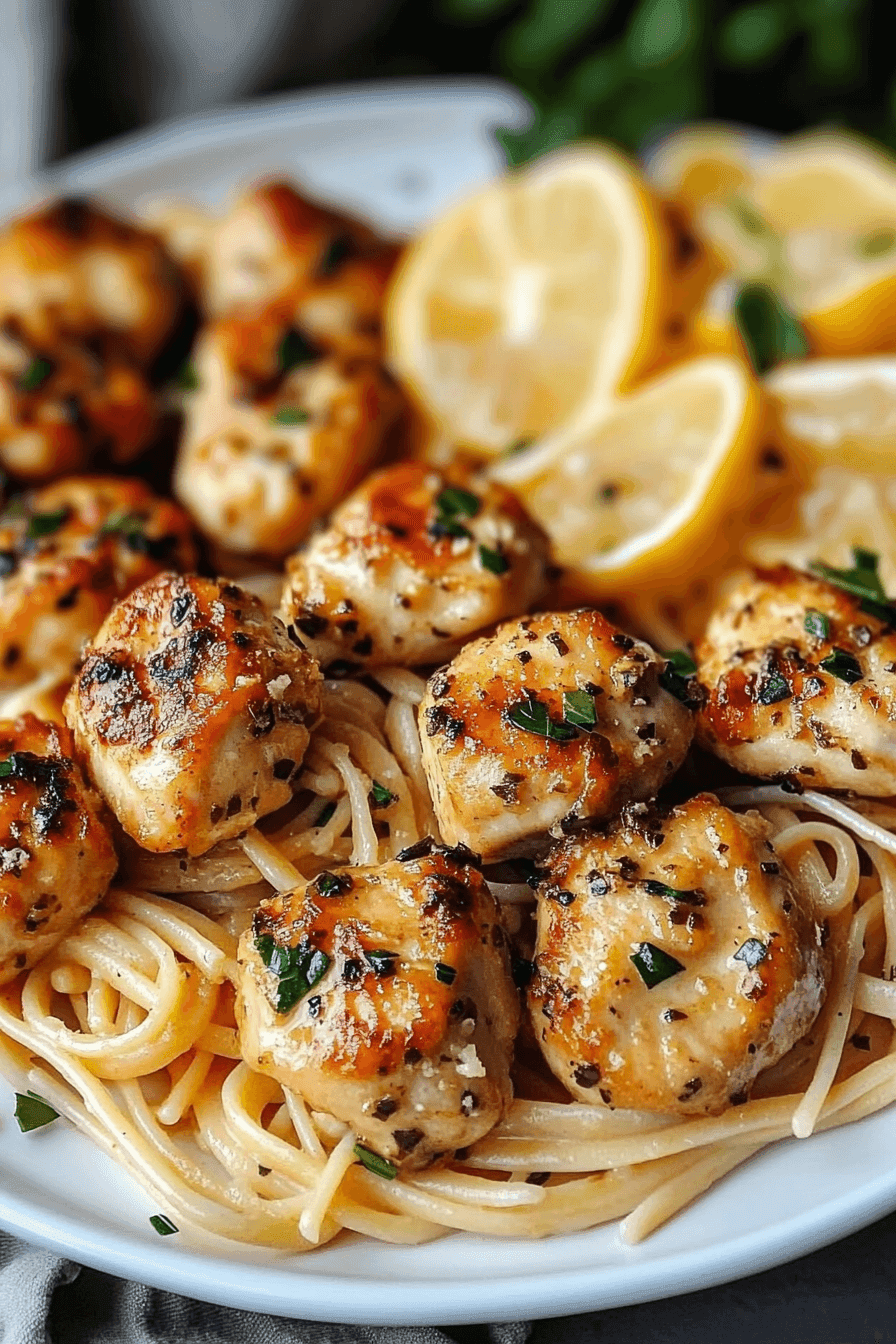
[491,354,762,594]
[645,123,767,215]
[386,145,665,455]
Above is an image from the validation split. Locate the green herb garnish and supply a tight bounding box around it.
[369,780,397,808]
[270,406,311,426]
[734,282,810,375]
[643,880,706,906]
[149,1214,179,1236]
[630,942,685,989]
[0,758,12,778]
[506,695,578,742]
[504,437,533,457]
[562,689,597,730]
[14,1090,59,1132]
[804,609,830,640]
[820,647,864,684]
[254,933,330,1013]
[364,949,398,977]
[174,361,199,391]
[278,328,319,373]
[315,801,336,828]
[810,547,894,622]
[755,664,791,705]
[16,357,53,393]
[99,511,144,538]
[478,545,509,575]
[26,509,68,541]
[435,962,457,985]
[353,1144,397,1180]
[659,649,699,705]
[733,938,768,969]
[429,485,481,541]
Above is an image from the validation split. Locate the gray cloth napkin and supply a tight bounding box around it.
[0,1231,530,1344]
[5,1217,896,1344]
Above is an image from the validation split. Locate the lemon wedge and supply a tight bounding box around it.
[491,354,762,595]
[386,145,666,456]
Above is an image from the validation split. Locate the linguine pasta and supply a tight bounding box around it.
[1,670,894,1252]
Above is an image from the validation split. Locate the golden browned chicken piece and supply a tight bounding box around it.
[203,181,400,357]
[173,308,401,559]
[696,556,896,793]
[0,199,186,367]
[64,573,322,856]
[529,794,829,1115]
[280,461,550,673]
[0,476,197,694]
[0,334,159,480]
[418,610,696,862]
[237,841,519,1170]
[0,199,189,480]
[0,713,118,985]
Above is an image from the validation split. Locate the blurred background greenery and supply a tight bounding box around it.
[359,0,891,163]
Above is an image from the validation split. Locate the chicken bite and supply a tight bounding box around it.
[696,558,896,792]
[203,181,399,357]
[280,461,550,672]
[173,311,401,559]
[0,713,118,985]
[418,610,695,862]
[0,476,197,694]
[64,573,322,855]
[237,841,519,1170]
[0,199,189,481]
[529,794,829,1115]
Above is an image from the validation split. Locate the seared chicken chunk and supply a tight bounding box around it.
[418,610,695,862]
[280,461,550,672]
[0,333,159,480]
[64,573,322,855]
[0,713,117,985]
[0,199,188,480]
[0,198,186,367]
[0,476,197,692]
[529,794,829,1115]
[237,842,519,1169]
[174,312,401,559]
[203,181,399,357]
[696,560,896,792]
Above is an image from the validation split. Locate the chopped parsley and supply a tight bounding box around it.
[26,509,68,541]
[16,357,53,393]
[254,933,330,1013]
[174,361,199,391]
[643,880,705,906]
[270,406,311,426]
[278,328,319,373]
[506,694,578,742]
[369,780,397,808]
[659,649,699,705]
[733,938,768,969]
[630,942,685,989]
[430,486,481,541]
[313,870,352,899]
[810,547,894,623]
[99,511,145,541]
[504,437,533,457]
[149,1214,179,1236]
[315,801,337,828]
[820,647,864,684]
[804,609,830,640]
[755,663,791,705]
[364,949,398,977]
[353,1144,397,1180]
[14,1090,59,1132]
[561,689,597,730]
[0,759,12,778]
[435,962,457,985]
[734,282,810,375]
[478,545,509,575]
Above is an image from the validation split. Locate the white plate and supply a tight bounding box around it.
[2,82,896,1325]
